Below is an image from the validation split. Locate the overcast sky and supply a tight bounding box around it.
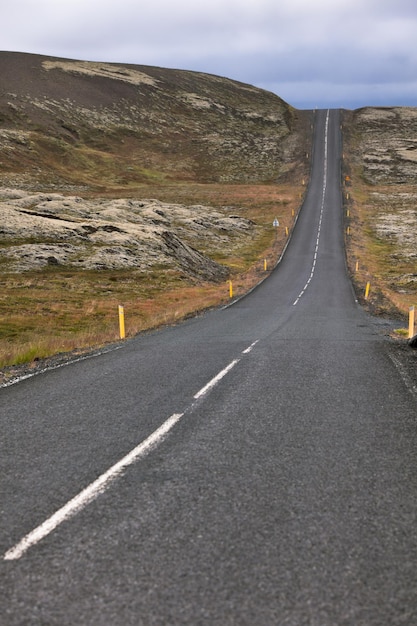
[3,0,417,109]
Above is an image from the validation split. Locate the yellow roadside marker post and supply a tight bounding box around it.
[118,305,125,339]
[229,281,233,299]
[365,282,371,300]
[409,306,415,339]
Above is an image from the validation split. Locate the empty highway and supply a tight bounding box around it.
[1,109,417,625]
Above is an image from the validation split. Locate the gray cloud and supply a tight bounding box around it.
[3,0,417,108]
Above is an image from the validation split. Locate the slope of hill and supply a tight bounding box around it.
[0,51,305,189]
[0,52,310,372]
[0,52,310,277]
[342,107,417,322]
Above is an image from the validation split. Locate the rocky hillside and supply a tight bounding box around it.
[0,188,255,279]
[0,52,306,190]
[348,107,417,185]
[0,52,309,280]
[342,107,417,316]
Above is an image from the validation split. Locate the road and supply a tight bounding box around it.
[1,109,417,625]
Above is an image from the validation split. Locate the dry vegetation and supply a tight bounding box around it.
[342,107,417,322]
[0,53,310,374]
[2,53,415,378]
[0,183,303,372]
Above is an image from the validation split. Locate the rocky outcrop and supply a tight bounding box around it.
[0,188,255,280]
[350,107,417,186]
[344,107,417,304]
[160,231,229,281]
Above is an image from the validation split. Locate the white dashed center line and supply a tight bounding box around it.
[293,110,329,306]
[4,339,260,560]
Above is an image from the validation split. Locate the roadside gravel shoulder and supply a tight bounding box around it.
[387,338,417,401]
[0,344,121,388]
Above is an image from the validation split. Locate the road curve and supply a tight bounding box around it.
[1,110,417,625]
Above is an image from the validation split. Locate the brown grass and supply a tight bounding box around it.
[0,182,303,369]
[343,175,417,320]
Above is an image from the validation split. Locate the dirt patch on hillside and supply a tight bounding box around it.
[43,60,159,87]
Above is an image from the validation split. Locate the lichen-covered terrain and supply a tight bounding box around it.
[0,52,415,376]
[0,189,256,280]
[0,52,309,370]
[351,107,417,185]
[343,107,417,318]
[0,52,308,190]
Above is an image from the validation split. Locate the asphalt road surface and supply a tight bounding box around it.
[2,110,417,625]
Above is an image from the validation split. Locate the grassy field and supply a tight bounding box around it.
[0,182,304,370]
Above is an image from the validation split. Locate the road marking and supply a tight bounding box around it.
[0,345,123,389]
[4,339,260,560]
[293,109,329,306]
[3,412,184,561]
[194,340,259,398]
[242,340,259,354]
[193,359,240,399]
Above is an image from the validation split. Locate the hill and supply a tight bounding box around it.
[0,52,310,373]
[1,52,414,378]
[0,52,309,278]
[0,51,306,189]
[342,107,417,321]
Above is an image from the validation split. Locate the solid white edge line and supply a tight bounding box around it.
[193,359,240,400]
[3,412,184,561]
[1,345,123,389]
